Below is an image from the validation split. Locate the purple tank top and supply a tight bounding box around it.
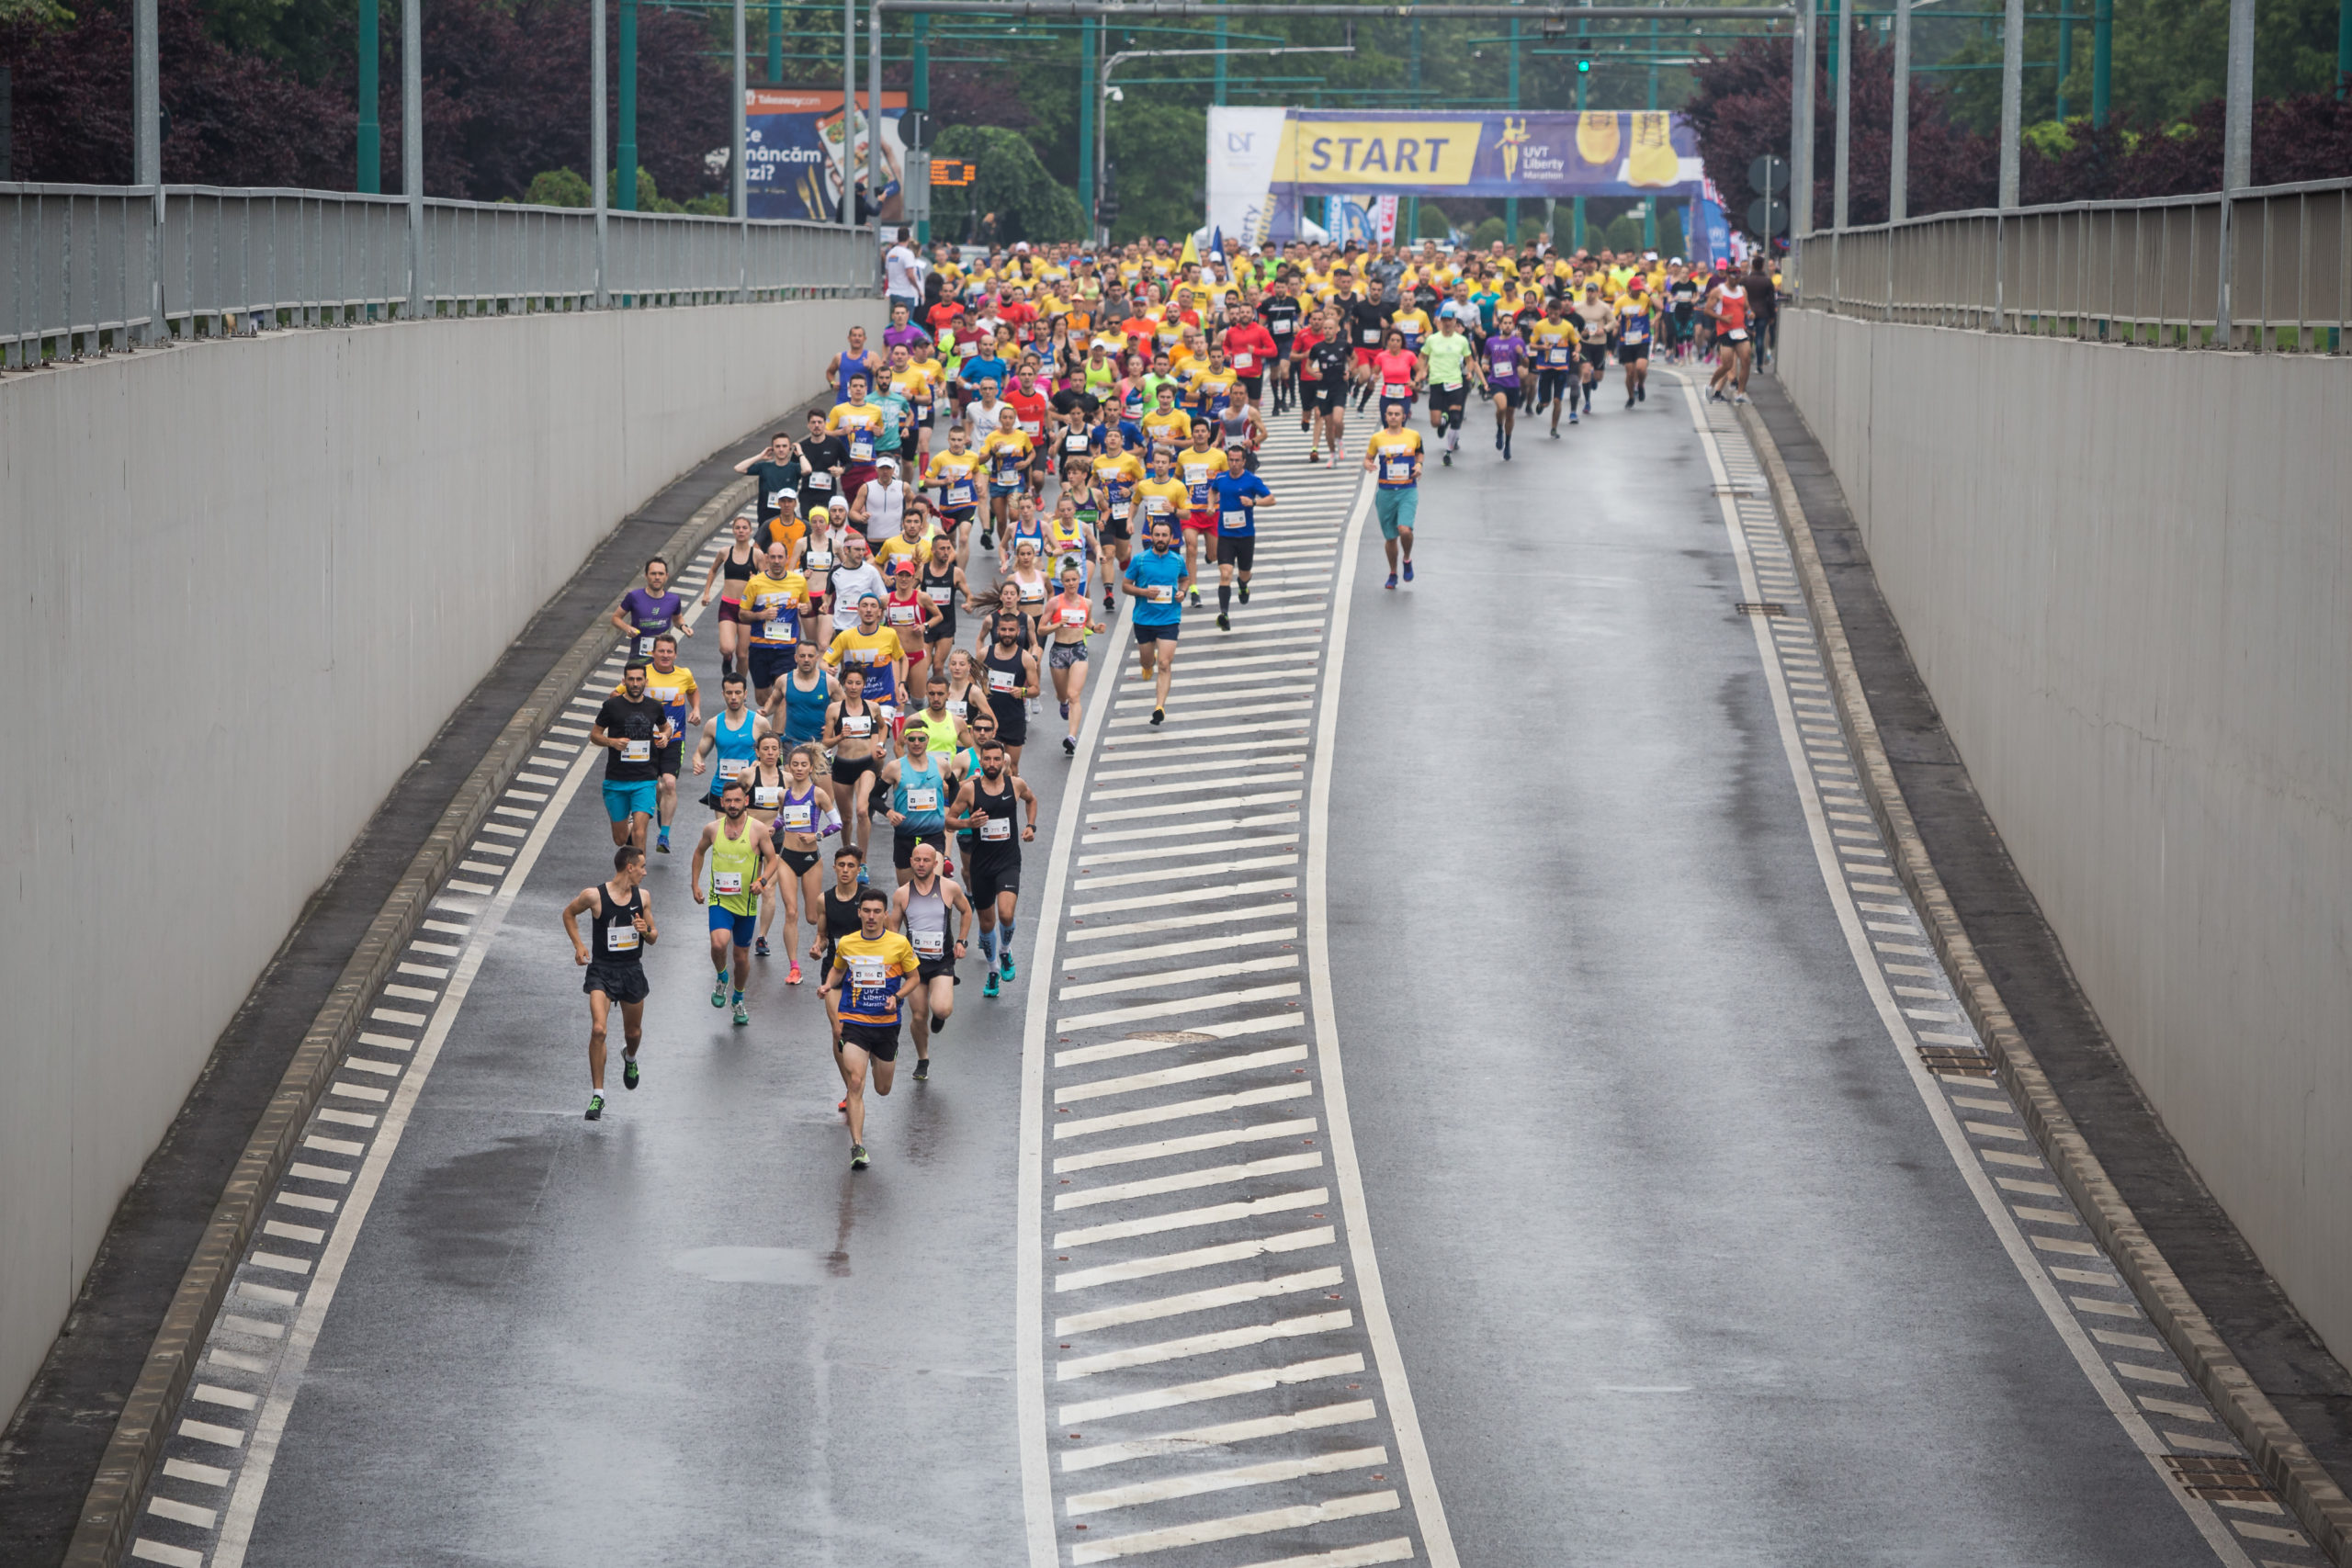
[1487,335,1528,388]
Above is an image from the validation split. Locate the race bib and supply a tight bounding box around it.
[714,872,745,896]
[636,635,658,657]
[1233,352,1254,369]
[1144,496,1171,516]
[850,434,876,460]
[806,548,834,570]
[924,584,954,604]
[623,738,652,762]
[1149,584,1174,604]
[905,786,938,810]
[808,471,835,491]
[1110,501,1132,520]
[842,714,874,737]
[1220,511,1249,534]
[1064,434,1090,453]
[1360,328,1381,344]
[1383,456,1414,482]
[946,698,968,719]
[848,954,887,987]
[980,817,1012,841]
[780,799,811,828]
[1547,347,1570,366]
[888,603,918,626]
[912,929,944,957]
[755,784,785,807]
[1017,417,1042,436]
[1059,606,1087,626]
[947,481,974,506]
[989,669,1018,693]
[606,922,640,953]
[1383,381,1409,399]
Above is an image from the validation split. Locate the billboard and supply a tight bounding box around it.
[745,89,909,223]
[1209,107,1703,241]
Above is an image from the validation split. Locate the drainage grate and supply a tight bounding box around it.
[1917,1044,1995,1079]
[1736,602,1787,617]
[2162,1455,2273,1503]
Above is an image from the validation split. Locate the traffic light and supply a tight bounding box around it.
[1577,56,1591,73]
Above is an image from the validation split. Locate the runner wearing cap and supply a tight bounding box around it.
[1363,401,1424,591]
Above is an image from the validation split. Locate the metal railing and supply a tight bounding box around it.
[1792,177,2352,352]
[3,182,880,367]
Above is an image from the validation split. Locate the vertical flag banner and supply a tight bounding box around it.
[746,89,910,222]
[1205,107,1290,246]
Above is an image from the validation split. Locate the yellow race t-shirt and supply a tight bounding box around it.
[1366,427,1424,488]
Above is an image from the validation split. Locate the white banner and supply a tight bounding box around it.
[1204,107,1289,248]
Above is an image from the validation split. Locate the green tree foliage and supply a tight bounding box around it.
[930,123,1086,243]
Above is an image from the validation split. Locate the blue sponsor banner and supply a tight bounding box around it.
[745,88,908,223]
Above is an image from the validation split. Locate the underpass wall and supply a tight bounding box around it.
[1775,311,2352,1359]
[0,298,871,1418]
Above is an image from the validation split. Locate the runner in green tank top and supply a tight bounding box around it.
[691,779,780,1026]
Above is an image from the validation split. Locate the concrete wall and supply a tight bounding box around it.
[1777,311,2352,1359]
[0,298,874,1419]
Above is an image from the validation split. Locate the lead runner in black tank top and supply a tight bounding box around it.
[560,848,657,1120]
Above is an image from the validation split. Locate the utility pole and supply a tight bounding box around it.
[1406,1,1422,243]
[866,0,883,220]
[735,0,749,291]
[618,0,639,209]
[1791,0,1813,280]
[1573,15,1586,251]
[1080,16,1099,238]
[135,0,161,340]
[403,0,424,316]
[1833,0,1851,228]
[1644,14,1657,250]
[770,0,785,82]
[912,14,931,243]
[1215,0,1228,104]
[594,0,609,303]
[358,0,380,193]
[1506,9,1521,245]
[1997,0,2023,208]
[1890,0,1911,220]
[2093,0,2113,120]
[841,0,856,227]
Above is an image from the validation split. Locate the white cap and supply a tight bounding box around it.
[876,454,900,470]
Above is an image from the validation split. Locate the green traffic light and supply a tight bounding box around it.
[1577,57,1590,72]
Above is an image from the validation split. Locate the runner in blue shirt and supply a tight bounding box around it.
[1204,447,1275,632]
[1121,515,1191,727]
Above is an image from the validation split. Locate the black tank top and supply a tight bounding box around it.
[592,884,646,964]
[921,561,959,641]
[821,886,864,967]
[984,642,1028,727]
[722,542,757,582]
[969,771,1021,858]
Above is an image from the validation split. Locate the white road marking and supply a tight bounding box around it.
[1057,1309,1352,1381]
[1057,955,1298,1002]
[1066,1444,1388,1515]
[1064,900,1298,943]
[1069,878,1298,919]
[1057,1352,1364,1425]
[1080,811,1301,843]
[1062,928,1298,970]
[1057,1398,1376,1473]
[1053,981,1302,1035]
[1055,1225,1335,1293]
[1077,834,1297,868]
[1069,1488,1399,1564]
[1069,854,1301,896]
[1057,1045,1309,1103]
[1052,1118,1319,1174]
[1087,770,1306,802]
[1054,1263,1341,1332]
[1052,1187,1329,1248]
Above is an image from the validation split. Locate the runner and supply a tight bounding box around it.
[1206,438,1274,631]
[1420,311,1481,464]
[918,531,970,674]
[823,886,920,1170]
[698,512,762,682]
[799,502,845,647]
[741,540,808,713]
[822,663,888,868]
[1528,298,1583,435]
[1370,327,1421,430]
[1091,429,1147,607]
[1706,268,1755,404]
[612,557,690,662]
[1299,310,1352,465]
[1574,283,1616,415]
[981,402,1035,552]
[888,840,974,1080]
[1484,311,1531,460]
[1364,402,1425,591]
[770,639,833,748]
[876,705,952,886]
[590,662,673,852]
[814,848,866,1056]
[923,421,985,566]
[823,592,909,731]
[797,408,847,520]
[980,609,1041,773]
[1122,515,1189,725]
[1175,423,1228,609]
[945,739,1037,999]
[688,778,780,1027]
[828,324,876,406]
[628,633,700,855]
[561,847,656,1122]
[1617,279,1657,407]
[689,671,768,816]
[827,375,886,512]
[1041,562,1102,754]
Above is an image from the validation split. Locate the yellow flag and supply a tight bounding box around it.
[1179,233,1199,267]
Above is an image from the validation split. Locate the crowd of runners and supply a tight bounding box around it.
[564,230,1783,1165]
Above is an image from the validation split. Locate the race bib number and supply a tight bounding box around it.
[848,954,888,990]
[1221,511,1249,534]
[888,604,918,626]
[806,548,834,570]
[946,698,967,719]
[1383,456,1414,482]
[623,738,652,762]
[912,929,944,957]
[1727,328,1750,342]
[842,714,874,738]
[714,872,744,896]
[1547,347,1570,366]
[947,482,975,506]
[1144,496,1170,517]
[808,471,835,491]
[1233,352,1254,369]
[989,669,1018,693]
[780,799,811,828]
[1149,584,1174,604]
[1064,434,1090,454]
[1383,381,1409,400]
[1110,501,1132,520]
[1360,328,1382,344]
[606,922,640,953]
[905,787,939,810]
[1059,606,1087,627]
[1017,417,1042,436]
[636,635,658,657]
[850,434,876,460]
[925,584,954,604]
[755,785,785,808]
[980,817,1012,841]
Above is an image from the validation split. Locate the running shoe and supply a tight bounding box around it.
[1150,707,1165,727]
[851,1144,870,1170]
[856,864,869,886]
[838,1097,849,1113]
[1059,700,1070,719]
[732,999,749,1027]
[1216,612,1230,630]
[711,976,728,1008]
[623,1055,639,1090]
[1494,426,1503,450]
[914,1057,930,1082]
[1001,952,1017,981]
[1384,572,1397,590]
[786,962,803,985]
[1442,452,1452,467]
[1403,560,1415,582]
[1626,393,1636,409]
[655,834,670,854]
[1189,590,1202,608]
[1238,583,1250,604]
[981,530,995,549]
[1569,412,1579,425]
[585,1093,605,1122]
[1551,428,1562,439]
[1327,456,1339,468]
[755,937,771,958]
[1638,384,1647,403]
[1062,736,1076,756]
[1504,440,1512,461]
[984,970,1000,998]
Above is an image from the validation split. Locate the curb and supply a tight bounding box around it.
[62,472,755,1568]
[1736,398,2352,1567]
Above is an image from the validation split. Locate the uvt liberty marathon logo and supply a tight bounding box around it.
[1493,116,1566,180]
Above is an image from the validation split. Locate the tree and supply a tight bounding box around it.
[931,123,1083,243]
